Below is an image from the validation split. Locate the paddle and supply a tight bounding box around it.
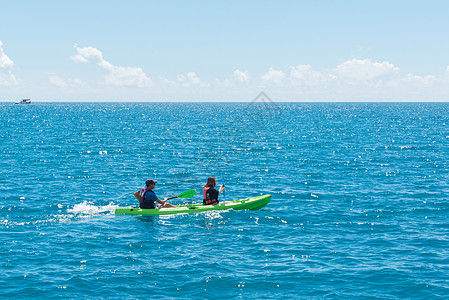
[167,189,196,200]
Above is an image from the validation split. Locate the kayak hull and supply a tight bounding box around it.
[115,194,271,216]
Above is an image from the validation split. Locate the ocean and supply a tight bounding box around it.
[1,102,449,299]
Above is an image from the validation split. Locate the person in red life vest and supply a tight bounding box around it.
[133,179,176,209]
[203,177,225,205]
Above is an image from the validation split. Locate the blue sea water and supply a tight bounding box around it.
[1,102,449,299]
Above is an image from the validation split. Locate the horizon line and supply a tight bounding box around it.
[2,100,449,103]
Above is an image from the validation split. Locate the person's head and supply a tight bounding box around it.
[145,179,158,189]
[204,177,216,188]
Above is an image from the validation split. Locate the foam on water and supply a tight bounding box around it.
[67,201,119,216]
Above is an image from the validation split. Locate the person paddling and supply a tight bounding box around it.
[133,179,176,209]
[203,177,225,205]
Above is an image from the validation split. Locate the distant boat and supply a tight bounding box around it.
[15,98,31,104]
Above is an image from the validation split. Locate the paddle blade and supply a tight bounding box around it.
[177,189,196,198]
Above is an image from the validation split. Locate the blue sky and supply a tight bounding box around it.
[1,0,449,101]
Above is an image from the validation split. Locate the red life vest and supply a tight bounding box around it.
[139,187,148,202]
[203,187,219,205]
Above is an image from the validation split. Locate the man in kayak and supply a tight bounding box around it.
[203,177,225,205]
[134,179,176,209]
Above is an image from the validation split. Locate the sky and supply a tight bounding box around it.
[1,0,449,102]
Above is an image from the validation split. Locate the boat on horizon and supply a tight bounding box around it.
[15,98,31,104]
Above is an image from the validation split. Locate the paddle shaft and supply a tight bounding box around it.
[166,189,196,200]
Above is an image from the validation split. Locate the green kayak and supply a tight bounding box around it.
[115,194,271,216]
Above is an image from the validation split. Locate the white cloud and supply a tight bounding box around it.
[176,72,207,87]
[334,58,399,81]
[213,70,250,88]
[0,41,18,86]
[0,42,14,69]
[71,44,151,87]
[234,69,250,83]
[160,72,207,88]
[70,46,104,64]
[261,67,285,84]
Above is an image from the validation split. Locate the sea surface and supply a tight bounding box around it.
[1,102,449,299]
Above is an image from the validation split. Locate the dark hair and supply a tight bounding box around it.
[204,177,216,188]
[146,179,157,187]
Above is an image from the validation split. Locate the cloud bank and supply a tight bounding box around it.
[3,39,449,101]
[334,58,399,81]
[64,45,449,100]
[71,45,151,87]
[154,59,449,100]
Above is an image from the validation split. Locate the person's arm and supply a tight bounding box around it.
[218,185,225,195]
[156,197,176,208]
[156,198,168,205]
[134,191,142,204]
